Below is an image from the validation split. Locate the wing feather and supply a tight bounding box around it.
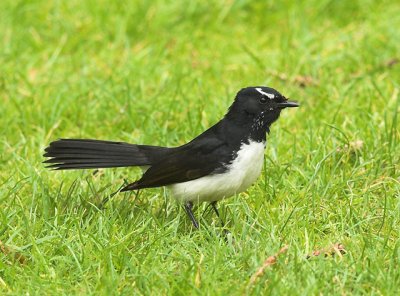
[121,138,229,191]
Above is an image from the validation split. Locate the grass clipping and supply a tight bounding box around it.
[249,245,289,285]
[306,243,346,259]
[0,240,27,265]
[249,243,346,286]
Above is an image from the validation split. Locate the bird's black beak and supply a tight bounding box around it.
[277,100,299,108]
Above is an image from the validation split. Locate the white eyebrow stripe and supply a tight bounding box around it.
[255,88,275,99]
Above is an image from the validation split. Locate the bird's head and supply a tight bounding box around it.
[226,86,299,129]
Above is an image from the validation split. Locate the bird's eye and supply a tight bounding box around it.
[259,96,268,104]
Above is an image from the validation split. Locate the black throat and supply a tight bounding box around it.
[223,110,271,143]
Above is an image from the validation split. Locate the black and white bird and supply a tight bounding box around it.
[44,86,299,229]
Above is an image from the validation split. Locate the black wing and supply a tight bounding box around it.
[121,137,229,191]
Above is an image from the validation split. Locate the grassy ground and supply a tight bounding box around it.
[1,0,400,294]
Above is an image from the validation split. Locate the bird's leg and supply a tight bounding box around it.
[184,201,199,229]
[211,201,225,228]
[211,201,232,240]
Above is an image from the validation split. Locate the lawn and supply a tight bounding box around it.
[1,0,399,295]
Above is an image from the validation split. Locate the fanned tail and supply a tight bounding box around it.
[43,139,168,170]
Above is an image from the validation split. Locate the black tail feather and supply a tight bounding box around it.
[44,139,169,170]
[120,182,140,192]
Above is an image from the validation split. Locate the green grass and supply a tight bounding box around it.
[1,0,400,294]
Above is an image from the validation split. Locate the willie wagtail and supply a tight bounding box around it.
[44,86,299,229]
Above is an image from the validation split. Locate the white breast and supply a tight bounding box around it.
[169,140,265,203]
